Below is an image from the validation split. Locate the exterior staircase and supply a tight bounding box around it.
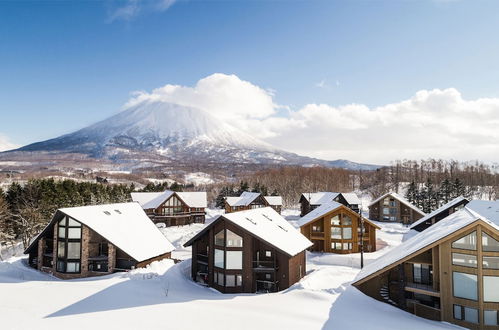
[380,284,398,306]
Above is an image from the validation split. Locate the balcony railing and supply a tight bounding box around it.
[253,260,278,270]
[311,231,325,238]
[405,282,440,297]
[197,254,208,264]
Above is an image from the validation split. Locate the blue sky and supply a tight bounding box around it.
[1,0,499,162]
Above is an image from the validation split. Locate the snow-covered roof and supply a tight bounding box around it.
[131,190,207,209]
[298,202,380,229]
[26,203,174,262]
[226,192,261,207]
[301,192,340,205]
[176,192,208,208]
[186,207,312,257]
[466,200,499,224]
[355,207,492,284]
[368,192,425,216]
[409,196,468,230]
[298,202,344,227]
[263,196,282,206]
[342,193,361,206]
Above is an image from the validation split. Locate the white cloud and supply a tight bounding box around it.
[124,74,499,164]
[0,134,18,152]
[107,0,176,23]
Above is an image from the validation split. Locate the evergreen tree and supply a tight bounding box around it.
[237,181,249,194]
[405,181,418,204]
[439,178,453,204]
[452,178,466,199]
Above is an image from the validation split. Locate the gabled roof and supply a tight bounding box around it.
[368,192,425,216]
[342,192,361,206]
[409,196,468,230]
[466,200,499,223]
[301,192,340,205]
[354,207,494,285]
[184,207,312,257]
[225,191,261,207]
[25,203,175,263]
[131,190,207,209]
[263,196,282,206]
[297,202,380,229]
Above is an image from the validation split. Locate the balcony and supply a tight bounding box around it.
[196,254,208,264]
[311,231,325,238]
[253,260,278,271]
[405,282,440,297]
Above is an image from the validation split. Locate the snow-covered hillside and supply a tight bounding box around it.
[0,210,458,330]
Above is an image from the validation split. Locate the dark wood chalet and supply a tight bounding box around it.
[410,196,469,232]
[299,192,361,217]
[299,202,379,254]
[184,207,312,293]
[24,203,175,279]
[131,190,207,226]
[368,192,425,224]
[224,192,283,214]
[353,202,499,330]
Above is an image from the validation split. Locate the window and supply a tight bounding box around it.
[236,275,243,286]
[482,232,499,252]
[452,253,477,268]
[68,227,81,239]
[331,242,342,250]
[226,275,235,287]
[265,250,271,257]
[383,198,390,206]
[58,226,66,238]
[67,242,81,259]
[331,215,340,226]
[342,243,352,250]
[331,227,341,239]
[226,251,242,270]
[312,225,322,232]
[383,208,390,215]
[56,216,82,273]
[483,256,499,269]
[214,249,224,269]
[484,310,499,326]
[452,231,477,250]
[453,272,477,301]
[216,272,224,286]
[413,264,432,285]
[389,216,396,221]
[57,241,65,258]
[454,305,479,324]
[343,227,352,240]
[483,276,499,302]
[226,230,243,247]
[265,273,271,280]
[215,230,225,246]
[342,215,352,225]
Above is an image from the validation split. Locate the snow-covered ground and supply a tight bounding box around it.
[0,209,459,330]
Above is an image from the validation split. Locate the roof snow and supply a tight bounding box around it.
[342,193,361,206]
[131,190,207,209]
[263,196,282,206]
[298,202,344,227]
[409,196,467,230]
[186,207,312,257]
[225,192,261,207]
[32,203,175,263]
[355,207,484,284]
[369,192,425,216]
[466,200,499,224]
[301,192,340,205]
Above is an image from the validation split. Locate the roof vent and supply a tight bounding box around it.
[262,214,273,221]
[245,217,257,225]
[277,225,288,232]
[103,211,111,216]
[114,209,122,214]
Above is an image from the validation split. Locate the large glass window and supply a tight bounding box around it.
[453,272,477,301]
[483,256,499,269]
[215,230,225,246]
[214,249,224,268]
[226,275,235,287]
[453,305,478,324]
[452,231,477,250]
[342,215,352,226]
[413,264,432,285]
[452,253,477,268]
[67,242,81,259]
[226,230,243,247]
[383,208,389,215]
[331,215,340,226]
[482,232,499,252]
[56,216,81,273]
[226,251,243,270]
[483,276,499,302]
[484,310,498,326]
[331,227,341,239]
[343,227,352,240]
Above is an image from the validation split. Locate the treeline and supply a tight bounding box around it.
[214,181,279,208]
[0,179,135,249]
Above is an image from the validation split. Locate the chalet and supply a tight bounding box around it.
[353,201,499,330]
[410,196,469,232]
[299,192,361,216]
[298,202,379,254]
[183,207,312,293]
[24,202,175,279]
[224,192,283,214]
[131,190,207,226]
[368,192,425,224]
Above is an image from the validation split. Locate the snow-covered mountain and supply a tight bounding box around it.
[4,101,379,170]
